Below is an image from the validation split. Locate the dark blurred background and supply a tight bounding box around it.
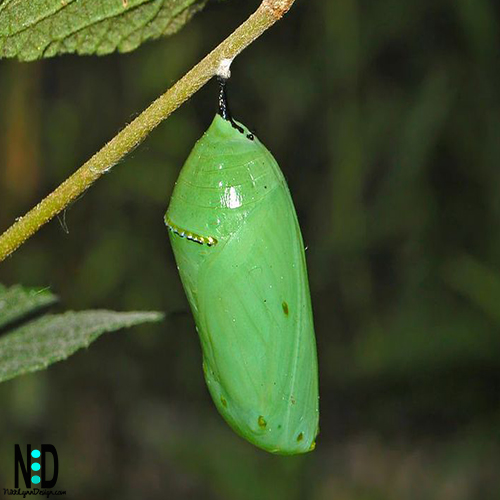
[1,0,500,498]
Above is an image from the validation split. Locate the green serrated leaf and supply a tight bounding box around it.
[0,284,58,330]
[0,310,164,383]
[0,0,207,61]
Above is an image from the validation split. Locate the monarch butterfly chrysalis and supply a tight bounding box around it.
[165,78,319,455]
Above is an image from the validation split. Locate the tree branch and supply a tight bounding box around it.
[0,0,296,263]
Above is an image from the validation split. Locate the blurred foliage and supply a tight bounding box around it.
[1,0,500,498]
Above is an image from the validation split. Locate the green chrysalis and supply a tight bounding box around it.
[165,83,319,455]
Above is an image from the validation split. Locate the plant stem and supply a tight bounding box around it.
[0,0,296,263]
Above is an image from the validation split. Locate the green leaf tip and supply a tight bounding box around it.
[0,283,58,330]
[0,309,164,384]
